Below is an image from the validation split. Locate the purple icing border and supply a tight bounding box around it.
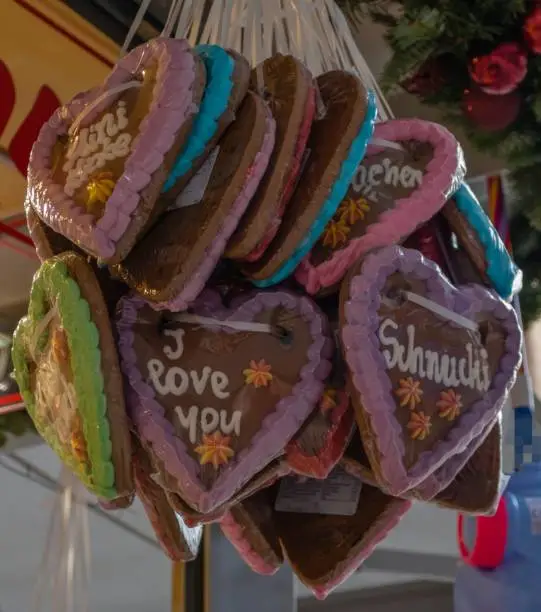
[152,103,276,311]
[296,119,466,294]
[341,245,522,496]
[117,290,333,513]
[27,38,199,260]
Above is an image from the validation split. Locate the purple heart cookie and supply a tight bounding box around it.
[296,119,465,295]
[340,245,521,496]
[117,291,332,513]
[27,38,205,263]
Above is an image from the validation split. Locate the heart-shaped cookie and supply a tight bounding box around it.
[11,253,132,500]
[117,291,332,513]
[115,91,276,311]
[226,54,315,261]
[221,486,284,576]
[340,245,521,495]
[275,469,411,599]
[27,39,206,263]
[296,119,465,295]
[133,437,203,561]
[285,386,354,479]
[440,183,522,300]
[163,44,251,197]
[244,71,377,286]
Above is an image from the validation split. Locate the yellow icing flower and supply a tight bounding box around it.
[395,377,423,411]
[437,389,463,421]
[320,388,338,412]
[85,171,116,216]
[407,411,432,441]
[338,197,371,225]
[243,359,273,388]
[194,432,235,468]
[321,218,351,249]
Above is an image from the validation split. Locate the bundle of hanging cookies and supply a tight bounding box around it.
[13,37,523,598]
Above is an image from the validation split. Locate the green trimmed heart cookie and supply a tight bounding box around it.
[11,252,132,500]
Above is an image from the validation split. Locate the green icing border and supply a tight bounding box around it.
[11,259,117,499]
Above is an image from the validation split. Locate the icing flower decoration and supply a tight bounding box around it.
[194,431,235,468]
[407,411,432,441]
[437,389,463,421]
[469,42,527,95]
[322,218,350,249]
[338,196,370,225]
[85,171,116,217]
[71,430,88,464]
[51,328,70,366]
[243,359,273,388]
[395,377,423,411]
[320,388,337,412]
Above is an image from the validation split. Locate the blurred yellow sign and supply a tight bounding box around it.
[0,0,118,219]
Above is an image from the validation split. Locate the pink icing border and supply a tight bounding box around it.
[117,290,333,513]
[341,246,522,496]
[295,119,466,294]
[152,105,276,312]
[243,85,316,262]
[27,38,199,260]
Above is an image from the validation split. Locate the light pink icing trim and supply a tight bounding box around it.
[220,512,281,575]
[27,38,199,260]
[295,119,466,294]
[152,108,277,311]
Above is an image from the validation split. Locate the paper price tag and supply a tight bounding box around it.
[169,146,220,211]
[275,468,362,516]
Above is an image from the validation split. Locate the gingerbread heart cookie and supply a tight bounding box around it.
[133,438,202,561]
[163,44,251,197]
[244,71,377,286]
[117,290,332,513]
[221,486,284,576]
[296,119,465,295]
[285,386,354,479]
[11,253,132,500]
[27,39,205,263]
[115,91,276,311]
[340,245,521,495]
[274,468,411,599]
[226,55,315,261]
[439,183,522,300]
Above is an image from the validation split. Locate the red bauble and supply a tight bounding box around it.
[524,6,541,54]
[462,87,521,132]
[469,42,528,95]
[400,56,448,98]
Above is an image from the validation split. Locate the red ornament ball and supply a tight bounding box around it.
[524,6,541,54]
[469,42,527,95]
[462,87,521,132]
[400,56,448,98]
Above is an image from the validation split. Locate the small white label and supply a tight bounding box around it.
[169,146,220,210]
[274,468,362,516]
[525,498,541,535]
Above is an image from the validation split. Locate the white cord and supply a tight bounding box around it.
[404,291,479,333]
[120,0,153,56]
[169,313,274,334]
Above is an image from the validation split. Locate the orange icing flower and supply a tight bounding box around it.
[338,197,371,225]
[71,431,88,463]
[194,431,235,468]
[320,388,337,412]
[407,411,432,441]
[243,359,273,388]
[395,377,423,410]
[51,328,70,366]
[85,171,116,216]
[437,389,463,421]
[321,218,351,249]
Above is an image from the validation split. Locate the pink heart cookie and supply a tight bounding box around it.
[296,119,465,295]
[27,39,205,263]
[117,291,332,513]
[340,245,521,496]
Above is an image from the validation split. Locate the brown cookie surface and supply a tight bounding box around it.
[226,55,313,260]
[244,70,368,281]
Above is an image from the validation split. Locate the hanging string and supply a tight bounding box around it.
[168,313,274,334]
[121,0,153,56]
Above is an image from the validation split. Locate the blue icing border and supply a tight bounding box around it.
[253,90,378,288]
[453,182,521,300]
[163,44,235,192]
